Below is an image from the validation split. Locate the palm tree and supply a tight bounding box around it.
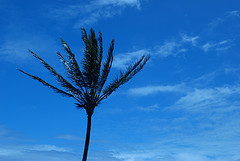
[17,28,150,161]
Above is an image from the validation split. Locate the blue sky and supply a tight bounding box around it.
[0,0,240,160]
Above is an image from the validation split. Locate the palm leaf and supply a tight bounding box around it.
[57,51,85,95]
[17,69,83,103]
[28,49,85,101]
[60,38,86,89]
[98,55,150,103]
[97,39,114,94]
[81,28,102,90]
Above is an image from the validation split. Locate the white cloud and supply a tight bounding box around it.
[97,0,141,9]
[56,134,83,141]
[113,151,158,161]
[226,10,240,17]
[154,34,200,57]
[0,34,57,63]
[174,153,212,161]
[181,35,199,46]
[25,145,71,152]
[0,144,79,161]
[51,0,141,27]
[201,40,231,52]
[129,84,184,96]
[202,42,213,52]
[112,49,149,69]
[155,41,186,57]
[172,86,240,113]
[208,10,240,32]
[113,39,188,70]
[137,104,160,111]
[0,145,71,156]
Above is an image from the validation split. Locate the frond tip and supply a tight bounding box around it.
[98,54,150,103]
[17,68,74,98]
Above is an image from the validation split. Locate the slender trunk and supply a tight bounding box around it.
[82,114,92,161]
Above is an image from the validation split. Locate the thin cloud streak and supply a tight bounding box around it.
[0,34,57,63]
[154,41,186,57]
[181,34,199,46]
[112,49,149,69]
[50,0,141,27]
[201,40,231,52]
[208,10,240,33]
[56,134,84,141]
[137,104,160,111]
[129,84,185,96]
[169,85,240,113]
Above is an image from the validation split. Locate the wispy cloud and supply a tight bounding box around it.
[171,85,240,113]
[129,84,185,96]
[208,10,240,32]
[97,0,141,8]
[22,145,71,152]
[112,49,149,69]
[174,153,213,161]
[113,34,200,69]
[0,34,57,63]
[154,41,187,57]
[201,40,231,52]
[227,10,240,17]
[113,150,159,161]
[51,0,141,27]
[154,34,201,57]
[56,134,84,141]
[137,104,160,111]
[181,34,200,46]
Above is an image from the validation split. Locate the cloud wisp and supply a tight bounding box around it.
[172,86,240,113]
[154,41,186,57]
[0,34,57,63]
[181,35,200,46]
[56,134,84,141]
[129,84,185,96]
[112,49,149,69]
[51,0,141,27]
[0,145,79,161]
[112,34,198,69]
[209,10,240,30]
[201,40,231,52]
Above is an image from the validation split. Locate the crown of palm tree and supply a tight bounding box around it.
[18,28,150,116]
[17,28,150,161]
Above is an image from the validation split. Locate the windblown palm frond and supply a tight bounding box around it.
[81,28,103,91]
[98,55,150,103]
[60,38,86,89]
[27,49,85,100]
[97,39,114,95]
[17,69,83,102]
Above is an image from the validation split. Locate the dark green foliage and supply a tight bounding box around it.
[18,28,150,161]
[18,28,149,115]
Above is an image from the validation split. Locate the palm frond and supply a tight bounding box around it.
[28,49,85,101]
[75,103,85,110]
[97,39,114,94]
[17,68,80,100]
[60,38,86,89]
[81,28,102,90]
[57,52,84,91]
[98,55,150,103]
[97,31,103,82]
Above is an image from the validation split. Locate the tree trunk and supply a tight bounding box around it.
[82,114,92,161]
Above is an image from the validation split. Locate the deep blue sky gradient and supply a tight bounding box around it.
[1,0,240,161]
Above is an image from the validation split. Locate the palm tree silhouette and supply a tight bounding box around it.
[18,28,150,161]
